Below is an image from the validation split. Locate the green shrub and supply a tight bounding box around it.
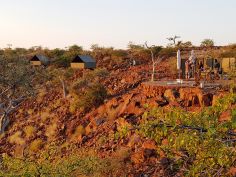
[220,50,236,58]
[0,148,125,177]
[138,93,236,176]
[70,69,108,112]
[54,56,71,67]
[201,39,214,47]
[77,83,107,111]
[159,47,176,57]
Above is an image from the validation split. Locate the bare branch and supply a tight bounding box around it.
[0,87,12,96]
[0,56,36,133]
[59,77,67,98]
[145,42,163,81]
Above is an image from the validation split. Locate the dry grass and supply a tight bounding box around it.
[40,111,50,122]
[27,109,34,115]
[107,108,117,120]
[45,122,58,139]
[23,125,36,139]
[36,88,47,103]
[9,131,25,145]
[71,125,85,141]
[168,57,178,75]
[29,139,43,153]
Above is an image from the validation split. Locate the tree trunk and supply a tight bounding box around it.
[0,114,10,134]
[151,50,155,82]
[151,63,155,82]
[60,78,67,98]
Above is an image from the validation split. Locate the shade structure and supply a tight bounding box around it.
[177,50,181,70]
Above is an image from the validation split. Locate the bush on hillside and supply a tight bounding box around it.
[70,68,108,112]
[159,47,176,58]
[75,83,107,111]
[138,93,236,176]
[220,50,236,58]
[0,148,125,176]
[54,55,71,67]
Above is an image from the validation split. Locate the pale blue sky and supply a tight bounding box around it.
[0,0,235,49]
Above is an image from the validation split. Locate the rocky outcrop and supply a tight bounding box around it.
[164,89,179,102]
[142,83,215,107]
[179,88,213,107]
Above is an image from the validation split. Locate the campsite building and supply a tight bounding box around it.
[71,55,96,69]
[30,55,50,66]
[221,58,235,72]
[205,58,235,72]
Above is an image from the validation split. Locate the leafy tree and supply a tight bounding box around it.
[201,39,214,47]
[176,41,193,48]
[54,45,83,67]
[90,44,100,51]
[0,49,4,55]
[111,49,128,58]
[68,45,83,55]
[127,42,145,50]
[182,41,193,48]
[3,48,17,59]
[91,44,114,61]
[50,48,65,58]
[15,48,28,56]
[127,42,150,64]
[63,45,84,59]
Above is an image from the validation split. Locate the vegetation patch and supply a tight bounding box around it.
[138,93,236,176]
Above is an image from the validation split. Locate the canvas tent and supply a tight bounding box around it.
[222,58,235,72]
[30,55,50,66]
[71,55,96,69]
[205,58,236,72]
[206,58,218,69]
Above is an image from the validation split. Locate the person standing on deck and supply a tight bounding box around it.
[214,59,220,74]
[188,50,196,78]
[199,61,204,71]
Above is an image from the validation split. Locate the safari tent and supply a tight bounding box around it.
[30,55,50,66]
[205,58,235,72]
[206,58,215,69]
[71,55,96,69]
[221,58,235,72]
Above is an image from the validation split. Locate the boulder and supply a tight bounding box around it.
[143,149,157,159]
[229,167,236,176]
[179,88,213,107]
[130,150,145,164]
[199,93,213,106]
[161,139,168,146]
[219,110,231,122]
[127,134,142,148]
[164,89,178,102]
[142,140,157,150]
[120,79,126,84]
